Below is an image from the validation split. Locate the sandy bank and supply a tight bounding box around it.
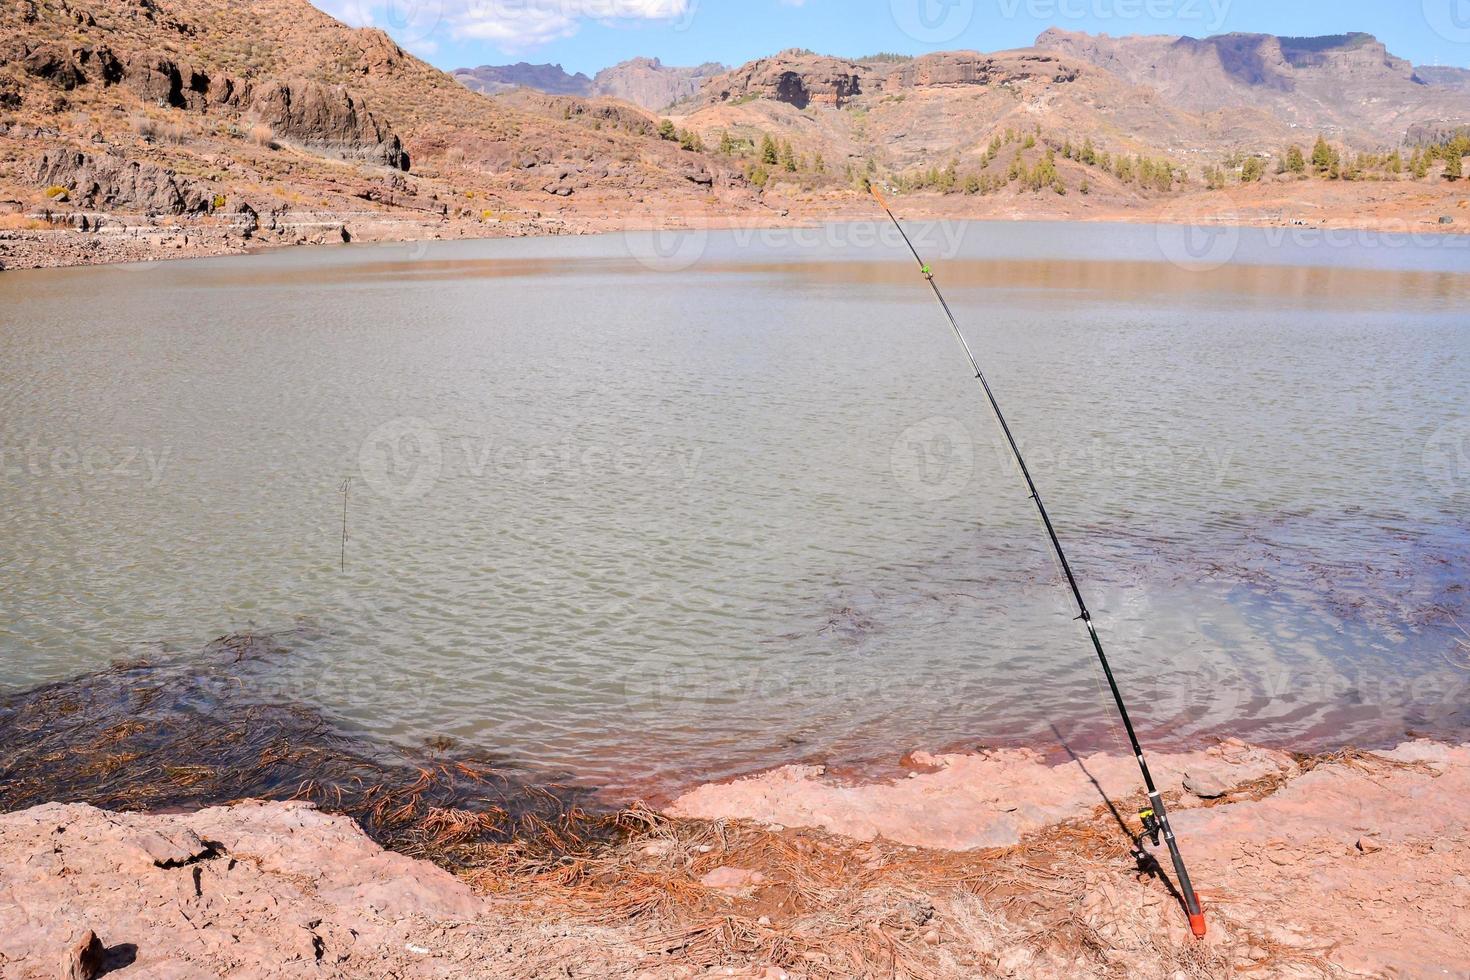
[2,739,1466,978]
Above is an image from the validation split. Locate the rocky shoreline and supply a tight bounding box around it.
[3,176,1464,273]
[2,738,1465,978]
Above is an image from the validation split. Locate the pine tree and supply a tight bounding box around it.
[1447,150,1464,181]
[1311,135,1334,175]
[779,140,797,172]
[1081,137,1096,166]
[658,119,677,141]
[1241,157,1265,183]
[940,158,958,192]
[760,134,778,166]
[1285,145,1306,174]
[717,130,735,156]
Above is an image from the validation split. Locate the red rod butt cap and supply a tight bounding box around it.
[1189,911,1207,939]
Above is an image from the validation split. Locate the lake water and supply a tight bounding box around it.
[3,220,1469,796]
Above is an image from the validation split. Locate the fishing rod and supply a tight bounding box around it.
[870,186,1207,939]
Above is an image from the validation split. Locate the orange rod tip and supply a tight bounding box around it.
[1189,912,1207,939]
[869,184,889,210]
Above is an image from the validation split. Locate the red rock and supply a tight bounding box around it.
[60,929,104,980]
[127,827,211,868]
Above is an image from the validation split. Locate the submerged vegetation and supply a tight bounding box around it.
[0,631,625,868]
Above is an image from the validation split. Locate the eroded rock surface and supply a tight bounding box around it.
[33,149,217,214]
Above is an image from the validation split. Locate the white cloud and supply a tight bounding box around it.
[317,0,696,53]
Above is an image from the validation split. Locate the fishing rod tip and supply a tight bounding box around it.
[1189,911,1207,939]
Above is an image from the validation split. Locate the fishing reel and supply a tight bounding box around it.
[1138,808,1163,848]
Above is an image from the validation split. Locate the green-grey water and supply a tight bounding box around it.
[2,220,1468,794]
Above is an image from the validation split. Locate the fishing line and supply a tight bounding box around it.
[871,186,1208,939]
[339,477,352,572]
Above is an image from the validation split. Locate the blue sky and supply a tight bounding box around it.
[314,0,1470,75]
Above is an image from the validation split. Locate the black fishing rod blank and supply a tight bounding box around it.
[871,186,1207,939]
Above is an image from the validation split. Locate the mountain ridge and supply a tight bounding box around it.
[453,57,726,111]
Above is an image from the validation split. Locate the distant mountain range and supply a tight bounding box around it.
[1033,30,1470,140]
[454,31,1470,151]
[453,58,725,111]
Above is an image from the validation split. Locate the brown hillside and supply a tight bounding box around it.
[0,0,753,264]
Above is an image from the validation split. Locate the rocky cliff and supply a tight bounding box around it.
[591,57,724,110]
[0,36,409,169]
[1034,28,1470,144]
[879,50,1080,91]
[702,50,867,109]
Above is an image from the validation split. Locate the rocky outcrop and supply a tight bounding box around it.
[32,149,216,214]
[0,38,409,171]
[250,79,409,170]
[0,40,115,91]
[590,57,724,110]
[120,51,242,110]
[705,51,866,109]
[881,51,1080,91]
